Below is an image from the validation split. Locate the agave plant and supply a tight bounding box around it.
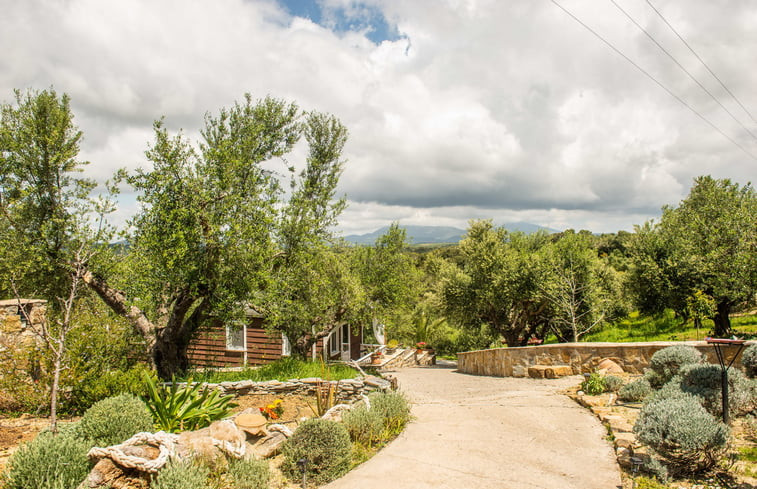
[143,374,237,432]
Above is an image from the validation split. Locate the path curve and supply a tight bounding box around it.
[325,364,622,489]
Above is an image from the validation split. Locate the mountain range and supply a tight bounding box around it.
[342,222,558,245]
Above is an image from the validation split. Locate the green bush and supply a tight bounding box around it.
[67,364,156,414]
[634,393,729,473]
[618,378,652,402]
[650,377,689,402]
[228,457,270,489]
[151,459,210,489]
[604,375,624,393]
[634,475,668,489]
[76,393,153,447]
[647,345,703,388]
[3,432,91,489]
[281,418,351,485]
[143,375,236,432]
[580,372,606,395]
[678,364,756,417]
[369,391,411,435]
[342,406,384,445]
[641,456,669,483]
[741,344,757,378]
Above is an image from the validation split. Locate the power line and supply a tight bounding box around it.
[609,0,757,142]
[645,0,757,127]
[548,0,757,162]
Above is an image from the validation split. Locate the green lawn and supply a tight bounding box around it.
[179,357,359,383]
[577,310,757,343]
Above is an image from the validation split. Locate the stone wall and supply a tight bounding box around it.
[175,375,393,404]
[457,341,755,378]
[0,299,46,352]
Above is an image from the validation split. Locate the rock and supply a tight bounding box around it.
[607,417,634,433]
[176,419,246,463]
[321,404,352,422]
[251,432,287,459]
[527,365,573,379]
[614,432,636,450]
[79,458,151,489]
[598,358,624,374]
[527,366,546,379]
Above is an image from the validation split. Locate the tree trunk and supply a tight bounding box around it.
[712,300,732,337]
[49,353,61,434]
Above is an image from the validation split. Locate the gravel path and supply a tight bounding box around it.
[325,364,622,489]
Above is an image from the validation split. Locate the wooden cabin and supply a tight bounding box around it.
[187,308,363,368]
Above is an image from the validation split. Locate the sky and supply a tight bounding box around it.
[1,0,755,236]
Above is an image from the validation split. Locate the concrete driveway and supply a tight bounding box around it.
[325,364,622,489]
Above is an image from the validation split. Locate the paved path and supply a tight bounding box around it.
[325,364,622,489]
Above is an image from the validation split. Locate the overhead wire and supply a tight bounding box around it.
[608,0,757,143]
[645,0,757,127]
[548,0,757,162]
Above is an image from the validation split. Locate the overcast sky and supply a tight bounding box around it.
[2,0,755,235]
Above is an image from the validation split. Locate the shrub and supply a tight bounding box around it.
[580,372,606,395]
[634,475,668,489]
[76,393,153,447]
[741,344,757,378]
[281,418,351,485]
[678,364,756,417]
[67,364,156,414]
[369,391,411,435]
[151,459,210,489]
[143,375,236,432]
[618,378,652,402]
[604,375,624,393]
[634,394,729,473]
[3,432,91,489]
[641,457,669,483]
[342,406,384,445]
[228,457,270,489]
[650,377,689,402]
[647,345,703,388]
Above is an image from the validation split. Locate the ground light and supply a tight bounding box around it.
[297,457,308,488]
[705,337,747,424]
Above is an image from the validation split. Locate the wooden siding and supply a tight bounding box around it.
[187,318,329,368]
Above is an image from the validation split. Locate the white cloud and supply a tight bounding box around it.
[1,0,755,235]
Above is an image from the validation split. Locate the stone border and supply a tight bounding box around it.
[457,341,755,378]
[173,375,393,404]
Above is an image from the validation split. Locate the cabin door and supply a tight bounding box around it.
[340,324,350,361]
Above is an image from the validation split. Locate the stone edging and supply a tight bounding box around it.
[173,375,393,404]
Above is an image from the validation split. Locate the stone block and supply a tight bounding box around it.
[527,366,546,378]
[598,358,624,374]
[544,365,573,378]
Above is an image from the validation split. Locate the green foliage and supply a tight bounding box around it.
[634,475,668,489]
[182,357,358,384]
[151,459,210,489]
[629,176,757,336]
[142,375,236,432]
[742,344,757,378]
[647,345,703,388]
[618,378,652,402]
[2,431,91,489]
[66,363,155,415]
[641,457,669,483]
[76,394,153,447]
[281,418,351,485]
[227,457,270,489]
[634,394,729,473]
[368,391,411,435]
[443,221,553,346]
[580,372,606,395]
[603,375,624,393]
[342,406,384,446]
[678,364,756,417]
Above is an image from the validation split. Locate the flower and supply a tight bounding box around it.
[416,342,427,349]
[259,399,284,420]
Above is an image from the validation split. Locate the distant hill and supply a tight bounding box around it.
[342,222,557,245]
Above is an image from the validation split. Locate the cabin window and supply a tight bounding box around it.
[282,334,291,356]
[329,328,340,355]
[226,324,246,351]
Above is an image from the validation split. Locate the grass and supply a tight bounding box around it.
[574,310,757,343]
[179,357,359,384]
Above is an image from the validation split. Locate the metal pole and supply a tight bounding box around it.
[722,367,729,424]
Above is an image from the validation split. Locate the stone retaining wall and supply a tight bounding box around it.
[457,341,754,378]
[177,376,392,404]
